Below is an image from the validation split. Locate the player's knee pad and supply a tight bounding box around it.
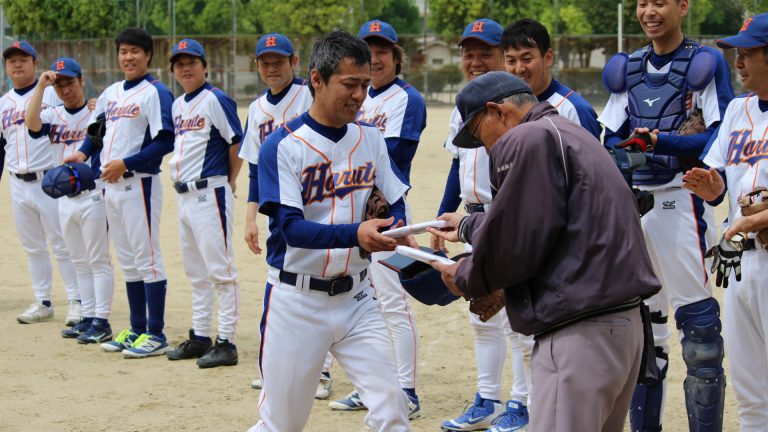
[675,298,725,431]
[629,357,668,432]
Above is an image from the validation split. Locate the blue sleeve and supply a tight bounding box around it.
[384,137,418,183]
[0,136,4,180]
[399,87,427,141]
[388,196,406,227]
[270,204,360,249]
[123,130,175,172]
[706,46,735,121]
[437,157,462,216]
[27,123,51,139]
[604,119,630,148]
[654,123,719,157]
[248,162,259,203]
[575,105,603,140]
[90,152,102,177]
[79,135,95,159]
[214,89,243,144]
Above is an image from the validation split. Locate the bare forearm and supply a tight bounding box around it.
[24,84,46,132]
[229,143,243,182]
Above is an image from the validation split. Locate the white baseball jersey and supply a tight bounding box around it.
[259,112,409,277]
[38,104,91,166]
[0,84,61,173]
[169,82,242,182]
[358,78,425,141]
[89,74,174,173]
[444,107,493,205]
[239,78,312,165]
[541,79,602,140]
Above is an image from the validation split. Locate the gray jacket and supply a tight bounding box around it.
[455,102,660,336]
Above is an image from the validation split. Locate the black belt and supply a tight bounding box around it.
[744,239,757,251]
[174,179,208,194]
[122,171,135,179]
[279,269,367,296]
[14,171,47,182]
[464,203,485,214]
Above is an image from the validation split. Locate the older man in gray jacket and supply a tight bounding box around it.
[430,71,661,432]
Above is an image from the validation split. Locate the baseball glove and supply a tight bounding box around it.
[87,116,106,151]
[738,186,768,247]
[469,291,505,322]
[359,187,390,259]
[677,109,707,171]
[705,233,746,288]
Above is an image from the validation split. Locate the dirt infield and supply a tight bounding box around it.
[0,106,739,431]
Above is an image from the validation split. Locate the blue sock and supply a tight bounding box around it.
[126,281,147,334]
[403,388,418,401]
[145,280,167,337]
[194,334,212,343]
[42,300,52,307]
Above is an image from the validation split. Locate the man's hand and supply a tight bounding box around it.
[87,98,97,111]
[38,71,56,87]
[244,218,262,255]
[358,217,398,253]
[683,167,725,202]
[229,178,237,196]
[617,129,656,153]
[63,151,87,164]
[397,234,418,249]
[725,216,755,240]
[100,159,127,183]
[430,233,447,253]
[430,259,464,296]
[428,212,463,245]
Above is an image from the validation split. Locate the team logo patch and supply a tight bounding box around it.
[354,291,367,302]
[301,161,375,205]
[49,125,87,145]
[1,108,26,128]
[174,115,206,134]
[265,36,276,47]
[356,112,387,132]
[471,21,485,32]
[92,194,101,202]
[643,97,661,107]
[741,17,754,31]
[177,41,188,49]
[726,129,768,167]
[124,184,133,191]
[105,102,140,121]
[197,194,207,202]
[662,200,675,209]
[55,61,66,71]
[369,22,381,33]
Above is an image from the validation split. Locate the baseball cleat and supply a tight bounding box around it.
[197,337,238,368]
[486,400,529,432]
[123,333,170,358]
[406,391,421,420]
[62,318,91,338]
[251,378,262,389]
[17,302,54,324]
[101,329,139,352]
[166,329,211,360]
[64,300,82,327]
[315,372,332,400]
[329,390,366,411]
[77,321,113,344]
[441,393,504,431]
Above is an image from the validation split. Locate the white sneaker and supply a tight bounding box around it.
[64,300,81,327]
[315,372,332,399]
[17,302,54,324]
[251,378,262,389]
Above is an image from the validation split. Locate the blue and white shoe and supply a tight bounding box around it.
[486,400,529,432]
[328,390,366,411]
[406,391,421,420]
[123,333,170,358]
[101,329,139,352]
[77,321,113,344]
[62,319,91,338]
[441,393,504,431]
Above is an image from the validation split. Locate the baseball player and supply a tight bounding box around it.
[164,39,243,368]
[239,34,333,396]
[682,13,768,430]
[328,19,426,418]
[598,0,734,430]
[25,57,114,344]
[65,27,174,358]
[248,30,411,432]
[0,41,81,326]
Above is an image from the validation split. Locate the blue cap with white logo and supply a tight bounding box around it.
[256,33,294,58]
[170,38,206,63]
[459,18,503,47]
[3,40,37,60]
[51,57,82,78]
[717,13,768,49]
[358,19,398,44]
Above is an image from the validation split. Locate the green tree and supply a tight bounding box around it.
[377,0,421,34]
[1,0,135,38]
[699,0,745,35]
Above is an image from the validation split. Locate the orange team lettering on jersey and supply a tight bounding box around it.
[266,37,276,47]
[472,21,485,32]
[369,22,381,32]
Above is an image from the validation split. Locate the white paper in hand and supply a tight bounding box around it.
[395,246,455,265]
[382,220,451,238]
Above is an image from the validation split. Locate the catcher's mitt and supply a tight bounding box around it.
[677,109,707,171]
[87,116,106,151]
[469,290,505,322]
[359,187,390,259]
[738,186,768,247]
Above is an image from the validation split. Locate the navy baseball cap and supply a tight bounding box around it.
[453,71,533,149]
[170,38,206,63]
[42,163,96,199]
[459,18,503,47]
[358,19,398,44]
[379,247,462,306]
[51,57,81,78]
[256,33,294,58]
[3,40,36,60]
[717,13,768,49]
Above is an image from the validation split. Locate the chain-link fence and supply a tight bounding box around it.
[9,34,739,106]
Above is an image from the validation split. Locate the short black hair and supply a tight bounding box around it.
[501,19,551,56]
[307,30,371,97]
[115,27,154,65]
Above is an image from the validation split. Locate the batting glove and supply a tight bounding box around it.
[705,233,746,288]
[616,132,654,153]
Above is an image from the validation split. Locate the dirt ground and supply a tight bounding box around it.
[0,106,739,431]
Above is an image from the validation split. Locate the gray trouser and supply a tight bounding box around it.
[530,307,643,432]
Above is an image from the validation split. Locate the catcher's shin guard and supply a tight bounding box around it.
[629,347,668,432]
[675,298,725,432]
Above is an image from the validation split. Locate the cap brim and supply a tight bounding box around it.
[452,116,484,149]
[716,34,768,49]
[256,49,292,58]
[361,34,398,44]
[458,35,499,47]
[170,52,205,63]
[3,47,34,59]
[54,70,80,78]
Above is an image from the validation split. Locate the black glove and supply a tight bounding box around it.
[616,132,654,153]
[705,233,746,288]
[87,117,106,151]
